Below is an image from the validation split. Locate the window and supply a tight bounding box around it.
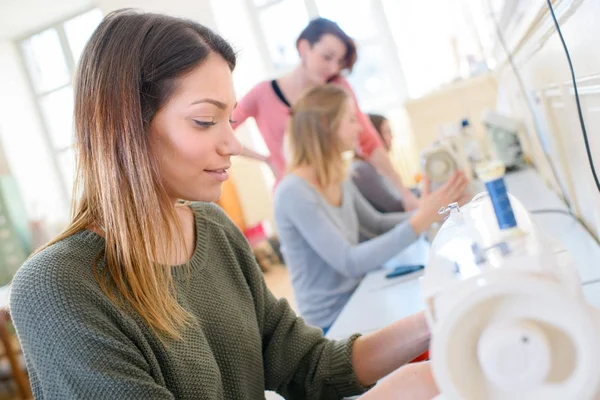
[314,0,378,41]
[20,8,103,200]
[345,42,398,111]
[247,0,408,111]
[246,0,495,102]
[382,0,492,98]
[254,0,310,70]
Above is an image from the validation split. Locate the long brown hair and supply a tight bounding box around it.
[39,10,236,339]
[288,85,351,187]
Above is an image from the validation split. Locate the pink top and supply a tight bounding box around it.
[232,76,383,180]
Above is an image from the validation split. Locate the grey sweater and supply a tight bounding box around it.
[274,175,418,329]
[350,160,406,213]
[10,202,368,399]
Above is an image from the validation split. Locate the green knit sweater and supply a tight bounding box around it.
[10,203,368,399]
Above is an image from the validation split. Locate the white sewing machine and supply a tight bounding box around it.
[421,137,473,191]
[421,191,600,400]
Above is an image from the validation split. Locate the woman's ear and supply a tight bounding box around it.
[297,39,311,60]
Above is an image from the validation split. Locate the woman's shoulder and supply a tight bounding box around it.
[14,231,104,284]
[350,159,379,180]
[10,231,107,320]
[189,202,251,249]
[243,80,276,99]
[190,201,237,230]
[274,174,318,202]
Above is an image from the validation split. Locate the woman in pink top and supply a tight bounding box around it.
[232,18,420,209]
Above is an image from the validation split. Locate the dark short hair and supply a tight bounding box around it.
[296,18,357,72]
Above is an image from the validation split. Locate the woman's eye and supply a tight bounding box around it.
[229,119,238,125]
[193,120,216,128]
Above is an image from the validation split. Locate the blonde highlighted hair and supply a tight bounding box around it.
[288,85,351,187]
[35,10,236,339]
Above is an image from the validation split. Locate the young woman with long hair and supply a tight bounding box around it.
[11,10,441,399]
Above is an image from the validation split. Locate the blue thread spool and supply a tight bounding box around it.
[477,161,517,231]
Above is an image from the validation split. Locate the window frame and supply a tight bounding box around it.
[16,7,102,205]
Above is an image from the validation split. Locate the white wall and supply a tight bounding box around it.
[96,0,217,29]
[0,0,94,39]
[493,0,600,238]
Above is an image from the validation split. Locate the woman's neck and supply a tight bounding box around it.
[169,203,196,265]
[291,165,319,186]
[291,165,342,207]
[89,202,196,266]
[278,66,319,105]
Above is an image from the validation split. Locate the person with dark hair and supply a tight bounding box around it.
[351,114,409,213]
[232,17,420,210]
[10,9,441,399]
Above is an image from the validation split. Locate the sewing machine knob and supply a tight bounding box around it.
[438,202,460,216]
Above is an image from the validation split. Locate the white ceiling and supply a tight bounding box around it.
[0,0,94,39]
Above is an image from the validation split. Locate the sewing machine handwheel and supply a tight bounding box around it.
[429,274,600,400]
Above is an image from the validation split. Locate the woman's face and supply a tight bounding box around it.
[379,119,393,151]
[149,53,241,203]
[336,98,362,152]
[300,34,347,85]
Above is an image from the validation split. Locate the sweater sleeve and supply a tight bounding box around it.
[275,181,417,279]
[220,208,370,399]
[10,256,175,400]
[333,77,383,158]
[231,83,260,130]
[351,161,406,213]
[350,181,414,236]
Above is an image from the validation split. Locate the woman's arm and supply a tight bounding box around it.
[232,85,272,162]
[351,181,413,236]
[274,181,418,279]
[232,85,281,177]
[368,148,420,210]
[240,146,268,162]
[352,311,430,386]
[352,161,406,213]
[353,171,470,241]
[240,147,280,179]
[360,361,440,400]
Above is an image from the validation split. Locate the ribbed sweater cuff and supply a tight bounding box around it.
[328,334,373,397]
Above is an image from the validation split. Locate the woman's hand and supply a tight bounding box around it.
[409,171,469,234]
[401,188,420,212]
[360,361,440,400]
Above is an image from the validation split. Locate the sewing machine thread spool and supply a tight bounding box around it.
[477,161,517,231]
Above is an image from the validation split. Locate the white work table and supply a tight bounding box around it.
[326,168,600,340]
[506,169,600,284]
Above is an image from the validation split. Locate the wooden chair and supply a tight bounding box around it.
[0,287,31,399]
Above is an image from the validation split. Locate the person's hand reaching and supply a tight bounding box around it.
[409,171,469,234]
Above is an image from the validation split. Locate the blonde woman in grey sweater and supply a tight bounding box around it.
[275,85,467,331]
